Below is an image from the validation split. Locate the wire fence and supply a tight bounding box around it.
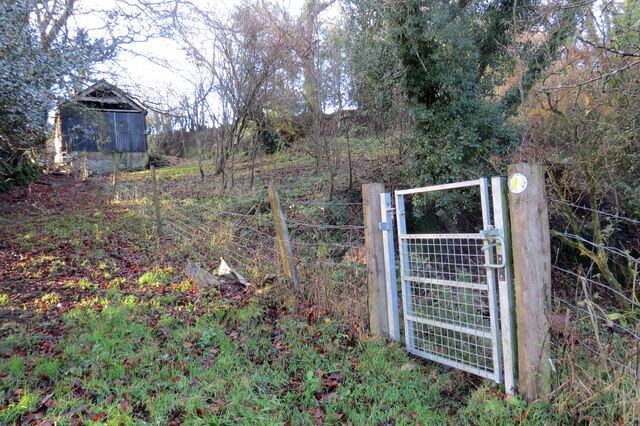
[111,173,370,324]
[110,171,640,418]
[548,198,640,421]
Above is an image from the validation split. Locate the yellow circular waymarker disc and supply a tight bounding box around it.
[508,173,527,194]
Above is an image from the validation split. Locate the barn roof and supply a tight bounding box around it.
[71,80,147,113]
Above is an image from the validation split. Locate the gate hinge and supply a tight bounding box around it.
[379,222,392,231]
[480,228,506,269]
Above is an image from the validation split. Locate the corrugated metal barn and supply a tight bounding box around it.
[53,80,148,174]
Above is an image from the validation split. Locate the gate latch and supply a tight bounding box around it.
[379,222,392,231]
[379,208,395,231]
[480,228,506,269]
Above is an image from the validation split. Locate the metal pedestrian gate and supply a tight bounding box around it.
[379,177,517,394]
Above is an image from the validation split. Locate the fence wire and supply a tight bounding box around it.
[552,231,638,262]
[548,197,640,421]
[550,199,640,226]
[112,174,369,323]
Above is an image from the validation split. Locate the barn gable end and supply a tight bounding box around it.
[53,80,149,174]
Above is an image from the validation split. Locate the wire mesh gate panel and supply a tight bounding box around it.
[392,179,514,385]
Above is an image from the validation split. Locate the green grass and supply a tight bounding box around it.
[0,389,40,424]
[128,162,217,181]
[0,298,449,423]
[44,214,95,241]
[64,278,97,291]
[1,282,568,424]
[138,267,173,288]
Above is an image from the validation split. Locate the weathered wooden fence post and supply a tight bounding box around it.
[267,181,299,288]
[508,163,552,401]
[150,165,163,239]
[112,153,119,193]
[82,153,89,181]
[362,183,392,336]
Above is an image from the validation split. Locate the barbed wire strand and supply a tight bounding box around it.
[120,185,367,277]
[167,216,203,237]
[552,231,638,262]
[175,209,367,254]
[189,204,273,224]
[564,335,638,375]
[286,218,366,230]
[167,213,279,261]
[175,206,278,242]
[166,222,272,278]
[288,239,367,251]
[167,221,196,242]
[553,296,640,340]
[282,199,364,206]
[168,209,211,234]
[176,219,365,272]
[164,216,366,286]
[122,180,365,233]
[194,202,365,231]
[172,202,366,249]
[168,227,192,243]
[216,192,267,203]
[550,199,640,226]
[188,207,366,250]
[173,198,268,219]
[552,266,640,309]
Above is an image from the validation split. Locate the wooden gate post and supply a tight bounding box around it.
[150,165,163,239]
[508,163,552,401]
[268,182,299,288]
[362,183,390,336]
[112,153,119,194]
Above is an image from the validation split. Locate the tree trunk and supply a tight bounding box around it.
[197,137,205,183]
[249,135,257,190]
[346,129,353,191]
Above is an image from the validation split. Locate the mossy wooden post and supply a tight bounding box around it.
[112,153,119,192]
[150,165,163,239]
[82,153,89,181]
[508,163,551,401]
[268,182,298,288]
[362,183,389,336]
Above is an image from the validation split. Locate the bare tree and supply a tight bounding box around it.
[167,0,292,187]
[515,0,640,304]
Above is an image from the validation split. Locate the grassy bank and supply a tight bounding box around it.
[1,139,632,423]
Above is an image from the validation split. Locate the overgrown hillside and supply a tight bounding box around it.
[2,134,638,423]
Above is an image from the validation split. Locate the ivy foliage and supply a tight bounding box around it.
[0,0,117,190]
[0,1,53,152]
[389,0,582,184]
[344,0,583,224]
[342,0,405,127]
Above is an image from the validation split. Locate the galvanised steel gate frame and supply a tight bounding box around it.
[380,177,517,394]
